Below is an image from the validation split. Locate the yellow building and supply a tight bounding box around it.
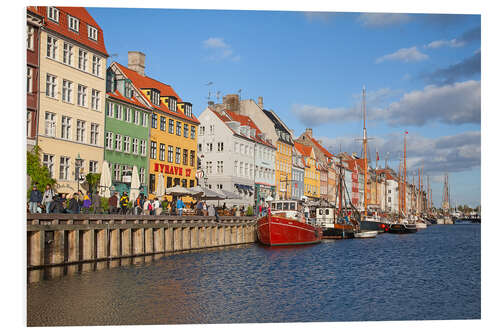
[295,142,320,199]
[275,140,293,199]
[35,7,108,194]
[115,53,199,199]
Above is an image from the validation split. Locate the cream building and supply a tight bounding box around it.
[34,7,108,194]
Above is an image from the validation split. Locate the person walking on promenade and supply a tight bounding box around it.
[143,197,152,216]
[82,191,92,213]
[134,193,144,215]
[196,200,203,216]
[29,184,43,213]
[67,193,80,214]
[202,201,208,216]
[41,184,55,213]
[208,204,215,217]
[176,197,185,216]
[119,191,130,215]
[91,190,101,214]
[108,192,118,214]
[152,197,160,216]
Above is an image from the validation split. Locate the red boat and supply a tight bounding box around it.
[257,200,322,246]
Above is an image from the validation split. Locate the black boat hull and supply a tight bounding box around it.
[387,223,418,234]
[322,226,355,239]
[360,220,387,232]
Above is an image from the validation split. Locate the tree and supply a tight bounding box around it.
[85,173,101,193]
[27,146,56,196]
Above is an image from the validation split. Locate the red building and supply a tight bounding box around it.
[27,7,43,150]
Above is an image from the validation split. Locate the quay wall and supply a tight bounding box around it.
[27,214,258,272]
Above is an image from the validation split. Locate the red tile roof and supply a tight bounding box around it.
[294,142,312,157]
[106,90,151,110]
[30,6,108,56]
[114,62,200,124]
[210,109,275,148]
[306,135,334,158]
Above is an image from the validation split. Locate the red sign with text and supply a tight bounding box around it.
[154,163,192,177]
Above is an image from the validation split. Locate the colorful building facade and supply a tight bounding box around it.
[294,142,320,199]
[34,6,108,194]
[115,53,199,198]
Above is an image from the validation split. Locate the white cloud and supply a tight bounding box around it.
[375,46,429,64]
[202,37,240,62]
[357,13,412,27]
[425,38,465,49]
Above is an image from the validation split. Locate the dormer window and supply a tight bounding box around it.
[124,80,133,99]
[68,15,79,32]
[184,103,192,117]
[47,7,59,23]
[88,25,98,41]
[150,89,160,106]
[168,97,177,112]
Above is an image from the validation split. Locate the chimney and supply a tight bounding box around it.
[223,94,240,113]
[258,96,263,109]
[306,128,313,137]
[128,51,146,76]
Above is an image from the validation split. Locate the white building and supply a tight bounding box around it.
[197,106,275,208]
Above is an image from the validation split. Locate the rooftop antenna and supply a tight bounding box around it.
[216,91,221,103]
[206,81,213,104]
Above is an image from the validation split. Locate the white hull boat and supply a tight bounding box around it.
[354,230,378,238]
[415,222,427,229]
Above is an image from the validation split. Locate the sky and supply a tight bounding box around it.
[87,6,481,208]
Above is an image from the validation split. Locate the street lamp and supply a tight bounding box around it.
[75,153,84,194]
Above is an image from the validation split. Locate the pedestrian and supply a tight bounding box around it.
[208,204,215,217]
[28,184,43,213]
[119,191,129,214]
[91,190,101,214]
[202,201,208,216]
[108,192,118,214]
[154,197,161,216]
[67,193,80,214]
[214,205,220,222]
[143,197,152,215]
[82,191,92,213]
[41,184,55,213]
[134,193,144,215]
[196,200,203,216]
[176,197,185,216]
[170,200,176,215]
[50,194,65,213]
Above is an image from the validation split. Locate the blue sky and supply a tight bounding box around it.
[87,7,481,208]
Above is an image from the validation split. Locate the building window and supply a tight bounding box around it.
[167,119,174,134]
[68,15,79,32]
[43,154,54,178]
[134,110,140,125]
[105,132,113,149]
[76,120,85,142]
[140,140,146,156]
[139,168,145,184]
[47,7,59,23]
[27,68,33,93]
[199,126,205,135]
[27,25,34,50]
[89,160,98,173]
[132,138,138,155]
[123,107,130,122]
[176,121,181,136]
[159,144,165,161]
[183,124,189,138]
[168,98,177,111]
[198,143,202,152]
[90,123,99,145]
[113,164,120,181]
[88,25,98,41]
[217,161,224,174]
[160,116,166,131]
[207,161,213,174]
[44,112,56,137]
[45,74,57,98]
[167,177,172,188]
[106,102,113,118]
[151,113,157,129]
[175,147,181,164]
[182,149,188,165]
[123,136,130,153]
[78,49,88,71]
[92,55,101,77]
[190,150,195,167]
[150,141,157,159]
[62,79,73,103]
[91,89,100,111]
[185,103,192,117]
[63,42,73,65]
[115,104,122,119]
[114,134,122,151]
[234,161,238,176]
[61,116,71,140]
[191,126,196,139]
[168,145,173,163]
[217,142,224,152]
[77,84,87,107]
[151,90,160,106]
[240,162,243,175]
[142,113,148,127]
[59,156,69,180]
[46,35,58,59]
[210,125,214,134]
[207,143,213,152]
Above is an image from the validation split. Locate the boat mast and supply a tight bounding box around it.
[427,175,430,213]
[363,86,368,219]
[403,131,407,216]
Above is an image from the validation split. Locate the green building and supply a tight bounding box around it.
[104,65,152,196]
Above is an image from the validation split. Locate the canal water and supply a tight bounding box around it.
[27,224,480,326]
